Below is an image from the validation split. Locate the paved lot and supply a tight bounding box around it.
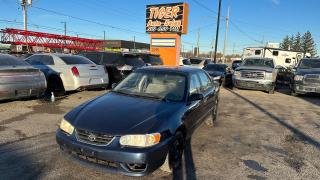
[0,88,319,179]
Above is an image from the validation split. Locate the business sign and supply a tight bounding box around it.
[146,3,189,34]
[151,38,176,47]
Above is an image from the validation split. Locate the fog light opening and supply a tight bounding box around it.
[126,163,147,172]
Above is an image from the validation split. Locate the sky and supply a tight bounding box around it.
[0,0,319,55]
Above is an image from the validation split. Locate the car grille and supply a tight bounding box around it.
[241,71,265,79]
[75,128,114,146]
[304,74,320,84]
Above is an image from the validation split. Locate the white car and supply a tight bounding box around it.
[26,53,109,95]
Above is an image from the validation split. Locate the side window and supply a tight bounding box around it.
[198,71,211,92]
[189,74,201,95]
[273,51,279,56]
[26,55,43,65]
[255,50,261,55]
[103,53,119,65]
[285,58,291,63]
[41,55,54,65]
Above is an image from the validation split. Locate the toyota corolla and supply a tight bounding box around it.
[56,66,220,176]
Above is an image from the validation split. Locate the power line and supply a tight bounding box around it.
[31,6,147,37]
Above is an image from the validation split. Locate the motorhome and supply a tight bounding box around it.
[243,46,309,68]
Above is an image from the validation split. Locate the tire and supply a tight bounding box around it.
[268,86,275,94]
[291,89,298,96]
[46,76,65,97]
[206,97,219,127]
[160,131,184,173]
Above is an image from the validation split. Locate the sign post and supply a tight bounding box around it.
[146,3,189,66]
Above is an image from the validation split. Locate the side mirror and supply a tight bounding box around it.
[111,83,117,89]
[188,93,204,102]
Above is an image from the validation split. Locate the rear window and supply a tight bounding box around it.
[142,55,163,65]
[203,64,227,72]
[60,55,94,65]
[0,55,30,66]
[123,55,145,67]
[190,58,203,64]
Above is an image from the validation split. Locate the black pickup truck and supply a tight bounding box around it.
[290,58,320,96]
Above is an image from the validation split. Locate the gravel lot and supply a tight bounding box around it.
[0,88,319,180]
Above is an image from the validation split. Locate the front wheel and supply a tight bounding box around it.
[160,131,184,173]
[268,86,275,94]
[206,97,219,127]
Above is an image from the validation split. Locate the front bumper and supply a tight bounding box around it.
[233,77,275,91]
[293,81,320,94]
[56,129,170,176]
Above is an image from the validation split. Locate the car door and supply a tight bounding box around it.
[197,71,216,121]
[184,73,204,134]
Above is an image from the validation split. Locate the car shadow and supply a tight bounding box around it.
[226,88,320,151]
[172,139,197,180]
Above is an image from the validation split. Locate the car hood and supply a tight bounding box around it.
[297,68,320,75]
[67,92,183,135]
[236,66,274,72]
[206,71,224,77]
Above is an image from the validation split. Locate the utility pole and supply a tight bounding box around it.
[196,28,200,57]
[61,21,67,36]
[133,36,136,51]
[214,0,222,63]
[211,37,215,60]
[233,43,236,55]
[223,7,230,63]
[21,0,32,30]
[103,30,106,41]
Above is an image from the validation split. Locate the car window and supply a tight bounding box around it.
[103,53,121,65]
[182,59,192,65]
[114,71,186,102]
[189,74,201,95]
[298,58,320,68]
[190,58,203,64]
[82,53,102,64]
[25,55,43,65]
[60,55,94,65]
[40,55,54,65]
[203,64,226,72]
[243,58,274,68]
[198,71,211,92]
[0,55,30,66]
[123,56,145,67]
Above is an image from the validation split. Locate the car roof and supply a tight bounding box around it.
[137,66,203,75]
[244,57,273,61]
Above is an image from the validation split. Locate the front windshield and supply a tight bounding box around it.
[243,58,274,68]
[298,59,320,68]
[203,64,226,72]
[113,71,186,102]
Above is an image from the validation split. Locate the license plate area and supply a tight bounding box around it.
[90,78,102,85]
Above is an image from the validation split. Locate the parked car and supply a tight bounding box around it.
[0,54,46,101]
[189,58,211,68]
[138,53,163,66]
[233,58,277,94]
[179,58,192,66]
[25,53,108,95]
[231,60,242,70]
[290,58,320,96]
[56,66,220,176]
[203,63,232,86]
[80,52,145,85]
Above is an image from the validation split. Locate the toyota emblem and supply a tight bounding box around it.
[88,133,96,142]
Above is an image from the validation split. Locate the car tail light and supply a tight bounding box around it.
[71,66,80,77]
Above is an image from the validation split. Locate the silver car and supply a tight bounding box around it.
[0,54,47,101]
[25,53,109,95]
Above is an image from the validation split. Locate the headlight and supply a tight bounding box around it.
[119,133,161,147]
[234,71,241,77]
[60,118,74,135]
[294,75,304,81]
[265,72,277,81]
[212,76,221,80]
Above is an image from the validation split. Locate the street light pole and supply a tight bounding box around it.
[214,0,222,63]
